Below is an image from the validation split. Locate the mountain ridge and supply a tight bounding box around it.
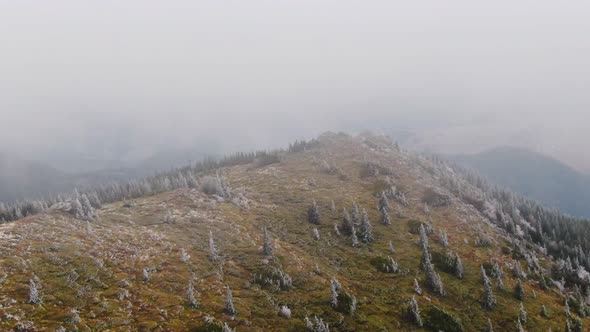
[0,133,585,331]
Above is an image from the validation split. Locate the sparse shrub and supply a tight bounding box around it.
[359,161,392,178]
[371,256,399,273]
[424,305,463,332]
[254,152,280,167]
[253,267,293,291]
[162,209,175,224]
[200,175,231,198]
[422,188,451,208]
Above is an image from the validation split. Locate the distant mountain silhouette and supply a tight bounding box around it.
[452,146,590,218]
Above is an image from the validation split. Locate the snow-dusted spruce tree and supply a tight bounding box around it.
[333,223,341,236]
[454,254,464,279]
[572,316,583,332]
[305,315,330,332]
[565,297,571,317]
[263,227,273,256]
[80,193,96,220]
[424,259,445,296]
[70,198,83,219]
[330,280,339,308]
[351,202,360,226]
[330,200,336,213]
[481,266,496,310]
[358,209,374,243]
[313,228,321,241]
[408,296,423,327]
[487,318,494,332]
[419,223,429,249]
[414,279,423,295]
[28,279,41,304]
[517,318,525,332]
[225,288,237,315]
[519,302,527,324]
[209,230,220,262]
[222,322,235,332]
[515,279,525,301]
[351,224,359,247]
[389,240,395,254]
[308,200,321,225]
[278,305,292,318]
[67,308,80,324]
[187,280,198,308]
[439,229,449,247]
[341,208,353,235]
[378,192,391,226]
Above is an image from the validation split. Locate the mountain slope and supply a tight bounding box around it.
[452,146,590,218]
[0,133,579,331]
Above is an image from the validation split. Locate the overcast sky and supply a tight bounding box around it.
[1,1,589,169]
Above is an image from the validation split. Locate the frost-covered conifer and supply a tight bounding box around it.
[519,302,527,324]
[330,200,337,213]
[439,229,449,247]
[308,200,321,225]
[278,305,292,318]
[305,316,330,332]
[358,209,373,243]
[419,223,429,249]
[565,297,571,317]
[351,202,360,226]
[379,192,391,226]
[28,279,41,304]
[389,240,395,254]
[515,279,525,301]
[517,318,525,332]
[222,323,235,332]
[341,209,353,235]
[330,280,338,308]
[263,227,273,256]
[409,296,423,327]
[351,224,359,247]
[188,280,198,308]
[454,254,464,279]
[225,288,236,315]
[481,266,496,310]
[163,209,175,224]
[414,279,423,295]
[313,228,320,241]
[209,230,220,262]
[487,318,494,332]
